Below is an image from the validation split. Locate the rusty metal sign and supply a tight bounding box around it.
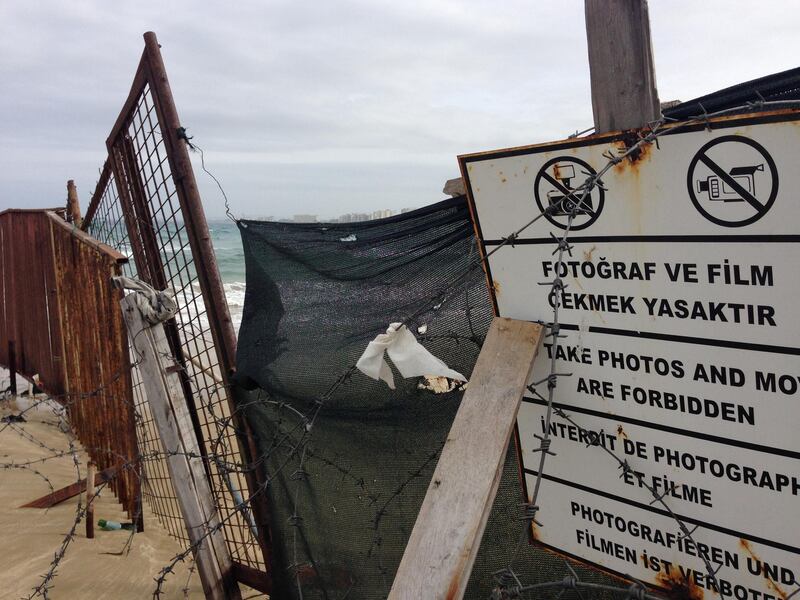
[459,110,800,599]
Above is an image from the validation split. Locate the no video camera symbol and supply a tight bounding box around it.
[687,135,778,228]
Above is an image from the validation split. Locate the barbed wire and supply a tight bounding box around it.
[3,98,800,600]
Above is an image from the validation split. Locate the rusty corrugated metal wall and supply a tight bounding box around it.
[0,209,140,519]
[0,210,65,394]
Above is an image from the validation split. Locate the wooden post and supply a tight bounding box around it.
[8,341,16,395]
[388,317,543,600]
[585,0,660,132]
[86,462,96,539]
[120,294,241,600]
[66,180,82,227]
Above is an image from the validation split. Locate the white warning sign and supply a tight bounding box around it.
[459,110,800,599]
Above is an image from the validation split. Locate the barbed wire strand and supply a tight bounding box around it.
[2,98,799,599]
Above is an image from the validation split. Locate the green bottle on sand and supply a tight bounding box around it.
[98,519,134,531]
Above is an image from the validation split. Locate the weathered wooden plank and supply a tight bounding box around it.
[21,466,118,509]
[585,0,660,133]
[120,293,241,600]
[388,317,543,600]
[66,180,82,227]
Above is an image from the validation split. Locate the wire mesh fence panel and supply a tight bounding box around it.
[85,161,189,544]
[83,33,270,587]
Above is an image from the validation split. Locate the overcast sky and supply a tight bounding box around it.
[1,1,798,220]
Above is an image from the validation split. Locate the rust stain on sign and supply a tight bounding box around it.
[583,244,597,262]
[656,569,704,600]
[616,424,628,439]
[493,279,501,297]
[613,129,656,174]
[739,539,790,600]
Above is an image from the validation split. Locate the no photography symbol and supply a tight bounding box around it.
[534,157,605,231]
[687,135,778,227]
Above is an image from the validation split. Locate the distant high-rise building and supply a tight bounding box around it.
[371,209,394,220]
[293,214,318,223]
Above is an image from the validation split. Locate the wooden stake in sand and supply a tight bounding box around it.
[120,293,241,600]
[86,462,96,539]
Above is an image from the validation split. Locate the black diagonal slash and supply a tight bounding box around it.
[698,153,766,213]
[540,171,595,216]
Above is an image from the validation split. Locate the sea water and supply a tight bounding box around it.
[208,220,247,334]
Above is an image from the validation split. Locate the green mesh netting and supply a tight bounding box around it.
[234,196,614,599]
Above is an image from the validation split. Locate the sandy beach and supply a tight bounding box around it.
[0,369,207,599]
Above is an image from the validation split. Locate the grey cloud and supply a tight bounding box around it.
[1,1,798,218]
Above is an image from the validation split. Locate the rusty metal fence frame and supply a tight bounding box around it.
[82,32,271,592]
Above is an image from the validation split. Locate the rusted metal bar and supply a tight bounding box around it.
[48,211,127,263]
[81,160,113,231]
[79,32,272,578]
[105,54,150,152]
[108,146,152,279]
[0,208,65,216]
[142,31,238,375]
[118,137,168,288]
[142,30,273,566]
